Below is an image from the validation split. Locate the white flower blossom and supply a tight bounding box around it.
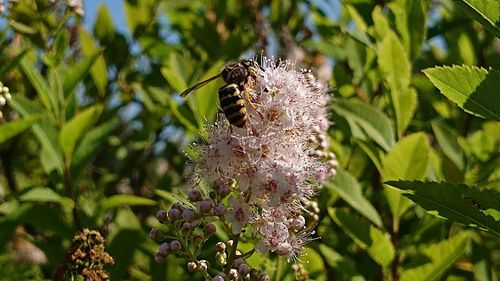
[188,57,333,260]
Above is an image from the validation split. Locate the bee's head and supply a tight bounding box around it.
[221,61,247,85]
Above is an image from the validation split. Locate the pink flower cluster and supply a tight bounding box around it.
[187,58,334,260]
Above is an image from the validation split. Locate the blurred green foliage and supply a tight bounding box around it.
[0,0,499,280]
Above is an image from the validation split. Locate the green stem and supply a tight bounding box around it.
[274,256,283,281]
[224,233,240,276]
[63,157,81,229]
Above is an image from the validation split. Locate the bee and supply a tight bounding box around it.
[180,60,261,128]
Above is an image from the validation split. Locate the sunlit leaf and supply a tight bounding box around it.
[101,195,157,211]
[0,116,41,146]
[325,168,382,227]
[329,208,395,267]
[389,0,429,60]
[71,117,120,177]
[400,232,470,281]
[385,181,500,236]
[10,96,63,174]
[80,29,108,96]
[423,66,500,121]
[394,87,417,136]
[93,4,115,42]
[62,49,102,97]
[378,31,410,91]
[19,187,73,209]
[332,100,395,151]
[431,121,465,170]
[451,0,500,38]
[20,57,57,118]
[59,105,102,160]
[382,133,429,229]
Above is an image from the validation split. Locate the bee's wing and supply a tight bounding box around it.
[180,74,222,97]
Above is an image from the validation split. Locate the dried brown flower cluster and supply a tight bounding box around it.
[53,229,114,281]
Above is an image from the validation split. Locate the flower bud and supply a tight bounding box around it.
[260,273,270,281]
[238,263,250,275]
[149,228,159,240]
[215,242,226,252]
[154,252,165,263]
[199,260,209,271]
[213,203,226,216]
[218,184,230,197]
[277,243,292,256]
[168,208,182,221]
[203,223,216,236]
[215,251,227,266]
[190,219,201,228]
[213,276,224,281]
[227,240,234,248]
[170,240,182,252]
[192,235,203,246]
[228,268,238,280]
[187,261,197,272]
[0,96,5,106]
[198,199,212,213]
[291,215,306,231]
[182,208,196,222]
[156,209,167,222]
[181,222,192,234]
[188,190,201,202]
[159,242,170,256]
[232,258,244,268]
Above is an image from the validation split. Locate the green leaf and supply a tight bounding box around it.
[378,31,411,91]
[0,116,41,146]
[101,195,156,211]
[325,168,382,227]
[19,187,73,209]
[329,208,395,267]
[355,139,384,172]
[372,6,390,40]
[394,87,417,137]
[188,61,224,125]
[20,57,57,118]
[382,133,429,229]
[0,50,28,77]
[400,232,470,281]
[123,0,152,36]
[10,96,63,174]
[389,0,429,60]
[423,66,500,121]
[332,100,395,151]
[71,117,120,177]
[318,244,344,268]
[80,29,108,95]
[385,181,500,237]
[62,49,102,97]
[93,4,115,42]
[431,121,465,170]
[161,54,188,93]
[8,20,37,34]
[59,105,102,160]
[450,0,500,38]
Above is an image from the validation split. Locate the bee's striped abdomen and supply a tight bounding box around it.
[219,84,248,128]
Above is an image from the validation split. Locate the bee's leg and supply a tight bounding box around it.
[244,88,258,109]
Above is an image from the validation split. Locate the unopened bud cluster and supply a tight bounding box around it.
[0,82,11,119]
[150,191,222,264]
